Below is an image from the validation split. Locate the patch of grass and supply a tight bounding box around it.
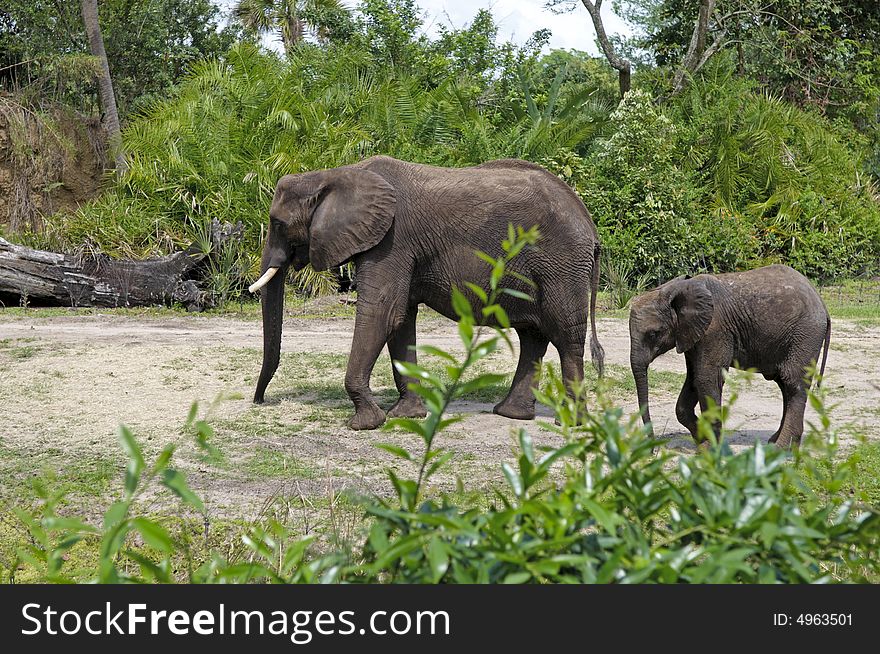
[0,509,261,583]
[243,447,321,480]
[214,412,304,440]
[819,279,880,324]
[850,441,880,504]
[0,337,44,360]
[0,441,119,501]
[570,362,685,401]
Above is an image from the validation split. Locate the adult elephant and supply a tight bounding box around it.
[249,155,605,430]
[628,265,831,448]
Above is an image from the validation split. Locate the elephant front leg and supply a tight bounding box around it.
[675,375,699,440]
[494,328,549,420]
[387,306,427,419]
[694,367,725,445]
[344,307,393,431]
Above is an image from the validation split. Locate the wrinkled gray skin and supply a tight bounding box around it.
[629,265,831,448]
[254,155,605,430]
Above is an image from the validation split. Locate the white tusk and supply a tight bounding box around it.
[248,267,279,293]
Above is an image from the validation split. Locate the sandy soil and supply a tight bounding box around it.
[1,306,877,517]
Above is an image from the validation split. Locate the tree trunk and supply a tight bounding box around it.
[80,0,126,173]
[0,238,201,309]
[579,0,631,98]
[0,222,243,310]
[670,0,720,97]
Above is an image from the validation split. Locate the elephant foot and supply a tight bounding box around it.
[772,433,799,450]
[768,430,780,444]
[493,399,536,421]
[347,403,386,431]
[387,395,427,419]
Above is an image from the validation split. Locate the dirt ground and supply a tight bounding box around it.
[1,303,878,518]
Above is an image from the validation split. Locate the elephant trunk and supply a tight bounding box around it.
[254,262,290,403]
[631,355,653,438]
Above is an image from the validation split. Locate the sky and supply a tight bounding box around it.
[216,1,632,56]
[415,1,631,54]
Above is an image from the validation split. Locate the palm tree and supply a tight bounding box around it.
[233,0,347,54]
[80,0,126,173]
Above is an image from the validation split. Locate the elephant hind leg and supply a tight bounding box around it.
[556,333,586,399]
[773,378,807,449]
[768,379,789,445]
[494,328,549,420]
[387,305,427,419]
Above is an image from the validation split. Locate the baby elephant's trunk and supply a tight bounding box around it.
[631,357,653,437]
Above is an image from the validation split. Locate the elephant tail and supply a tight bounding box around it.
[589,242,605,377]
[816,313,831,389]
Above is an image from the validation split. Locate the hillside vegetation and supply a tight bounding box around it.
[1,1,877,288]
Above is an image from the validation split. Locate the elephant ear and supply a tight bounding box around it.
[669,278,714,353]
[307,168,396,271]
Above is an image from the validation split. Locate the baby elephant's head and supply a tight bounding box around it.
[628,276,714,434]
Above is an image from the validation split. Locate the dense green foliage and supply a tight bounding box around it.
[2,1,878,283]
[0,0,236,115]
[6,232,878,583]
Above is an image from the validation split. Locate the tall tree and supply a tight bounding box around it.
[547,0,632,97]
[620,0,880,111]
[233,0,348,54]
[80,0,125,172]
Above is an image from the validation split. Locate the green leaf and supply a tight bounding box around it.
[375,443,415,461]
[132,517,173,553]
[384,418,428,439]
[394,361,444,388]
[428,537,449,583]
[118,425,143,466]
[43,517,99,534]
[161,469,205,512]
[119,426,144,498]
[282,536,316,574]
[474,250,496,267]
[415,345,458,362]
[464,282,488,304]
[103,501,130,529]
[425,451,455,479]
[501,287,532,301]
[482,304,510,328]
[451,286,474,320]
[185,402,199,429]
[503,571,532,584]
[152,444,176,474]
[502,462,523,498]
[455,373,507,396]
[582,498,623,533]
[458,319,474,348]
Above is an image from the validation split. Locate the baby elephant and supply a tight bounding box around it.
[629,264,831,448]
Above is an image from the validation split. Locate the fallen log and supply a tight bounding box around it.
[0,220,243,310]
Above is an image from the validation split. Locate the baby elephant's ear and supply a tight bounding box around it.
[670,278,714,353]
[308,168,396,271]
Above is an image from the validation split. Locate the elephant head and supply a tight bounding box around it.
[628,276,714,435]
[250,167,397,403]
